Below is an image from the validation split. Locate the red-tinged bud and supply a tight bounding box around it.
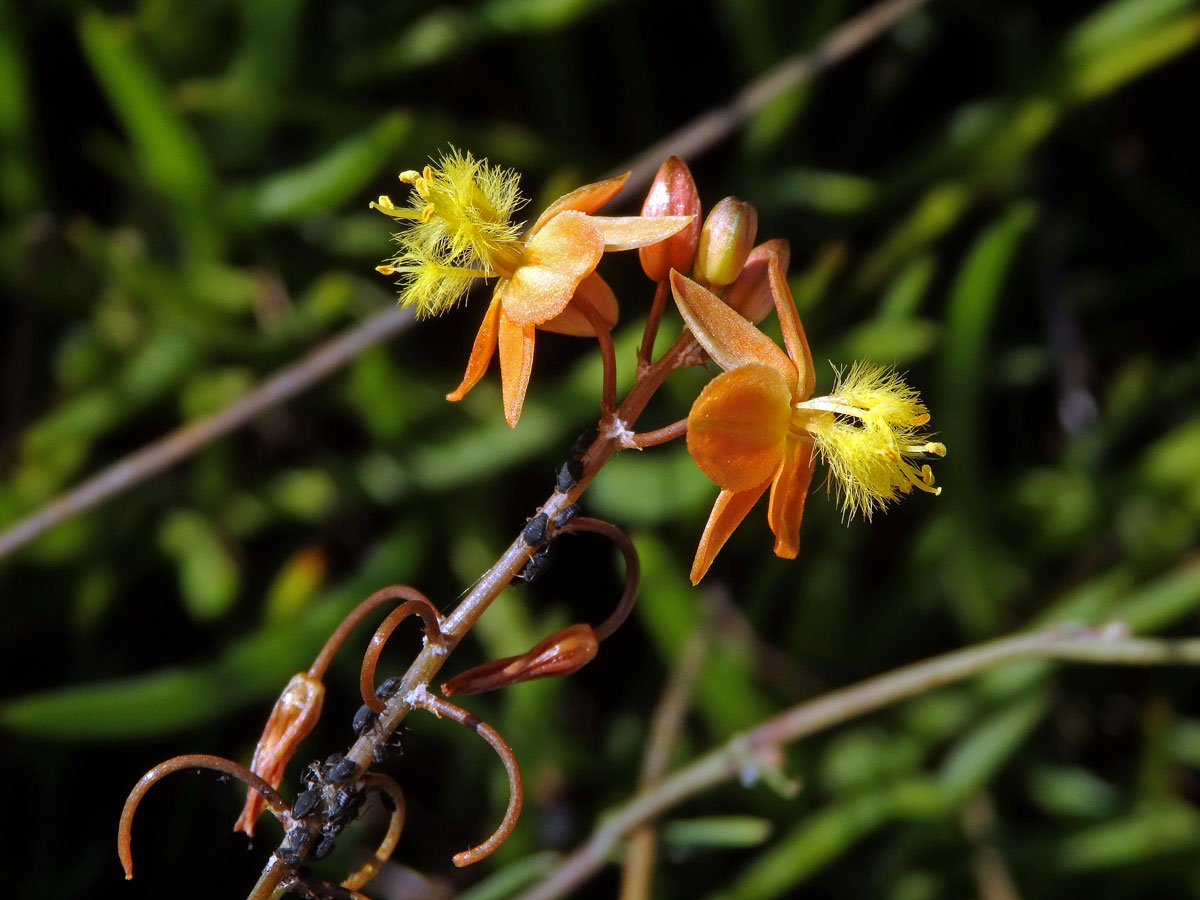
[638,157,702,282]
[723,239,791,324]
[441,624,599,696]
[693,197,758,287]
[234,672,324,836]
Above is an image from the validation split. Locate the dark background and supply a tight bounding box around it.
[3,1,1200,898]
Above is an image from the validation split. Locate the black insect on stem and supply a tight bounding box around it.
[571,428,598,459]
[328,757,358,784]
[372,728,406,764]
[519,543,556,582]
[352,704,377,736]
[293,789,321,819]
[556,458,584,493]
[554,503,580,528]
[523,513,549,546]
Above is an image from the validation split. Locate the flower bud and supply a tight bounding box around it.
[235,672,325,836]
[638,157,702,282]
[693,197,758,287]
[441,624,599,696]
[723,239,790,324]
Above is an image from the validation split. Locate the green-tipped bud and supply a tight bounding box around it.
[723,239,790,324]
[638,157,702,282]
[693,197,758,287]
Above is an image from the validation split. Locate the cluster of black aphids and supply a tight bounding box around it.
[520,429,594,583]
[278,679,408,865]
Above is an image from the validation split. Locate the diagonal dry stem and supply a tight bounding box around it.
[514,624,1200,900]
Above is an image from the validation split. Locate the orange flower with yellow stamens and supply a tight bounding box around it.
[673,254,945,584]
[374,149,693,426]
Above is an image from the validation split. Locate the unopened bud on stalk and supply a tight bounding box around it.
[693,197,758,287]
[441,624,599,696]
[638,157,702,282]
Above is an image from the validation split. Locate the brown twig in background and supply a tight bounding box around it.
[0,305,413,563]
[619,623,711,900]
[961,793,1023,900]
[513,624,1200,900]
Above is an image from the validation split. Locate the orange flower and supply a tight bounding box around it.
[673,254,945,583]
[445,173,692,425]
[374,151,693,426]
[672,256,817,584]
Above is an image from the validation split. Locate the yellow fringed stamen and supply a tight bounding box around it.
[795,362,946,519]
[373,147,527,317]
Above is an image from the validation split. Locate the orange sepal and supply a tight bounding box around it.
[234,672,324,836]
[447,293,503,402]
[539,273,618,337]
[690,481,772,584]
[767,437,816,559]
[498,312,536,427]
[530,173,629,236]
[670,270,795,384]
[767,254,815,398]
[687,364,792,492]
[588,215,695,251]
[502,211,605,326]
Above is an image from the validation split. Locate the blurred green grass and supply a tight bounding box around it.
[3,0,1200,898]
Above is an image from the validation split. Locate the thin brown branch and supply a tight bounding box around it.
[415,692,524,867]
[961,794,1022,900]
[119,754,292,880]
[638,280,671,373]
[0,306,414,564]
[312,585,442,682]
[513,623,1200,900]
[631,418,687,449]
[575,295,618,413]
[358,590,446,713]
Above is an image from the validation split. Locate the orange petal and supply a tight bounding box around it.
[670,270,795,383]
[767,437,816,559]
[767,253,815,398]
[503,211,605,326]
[539,273,618,337]
[690,482,771,584]
[447,291,503,402]
[687,364,791,492]
[529,172,630,237]
[588,215,695,251]
[498,311,536,427]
